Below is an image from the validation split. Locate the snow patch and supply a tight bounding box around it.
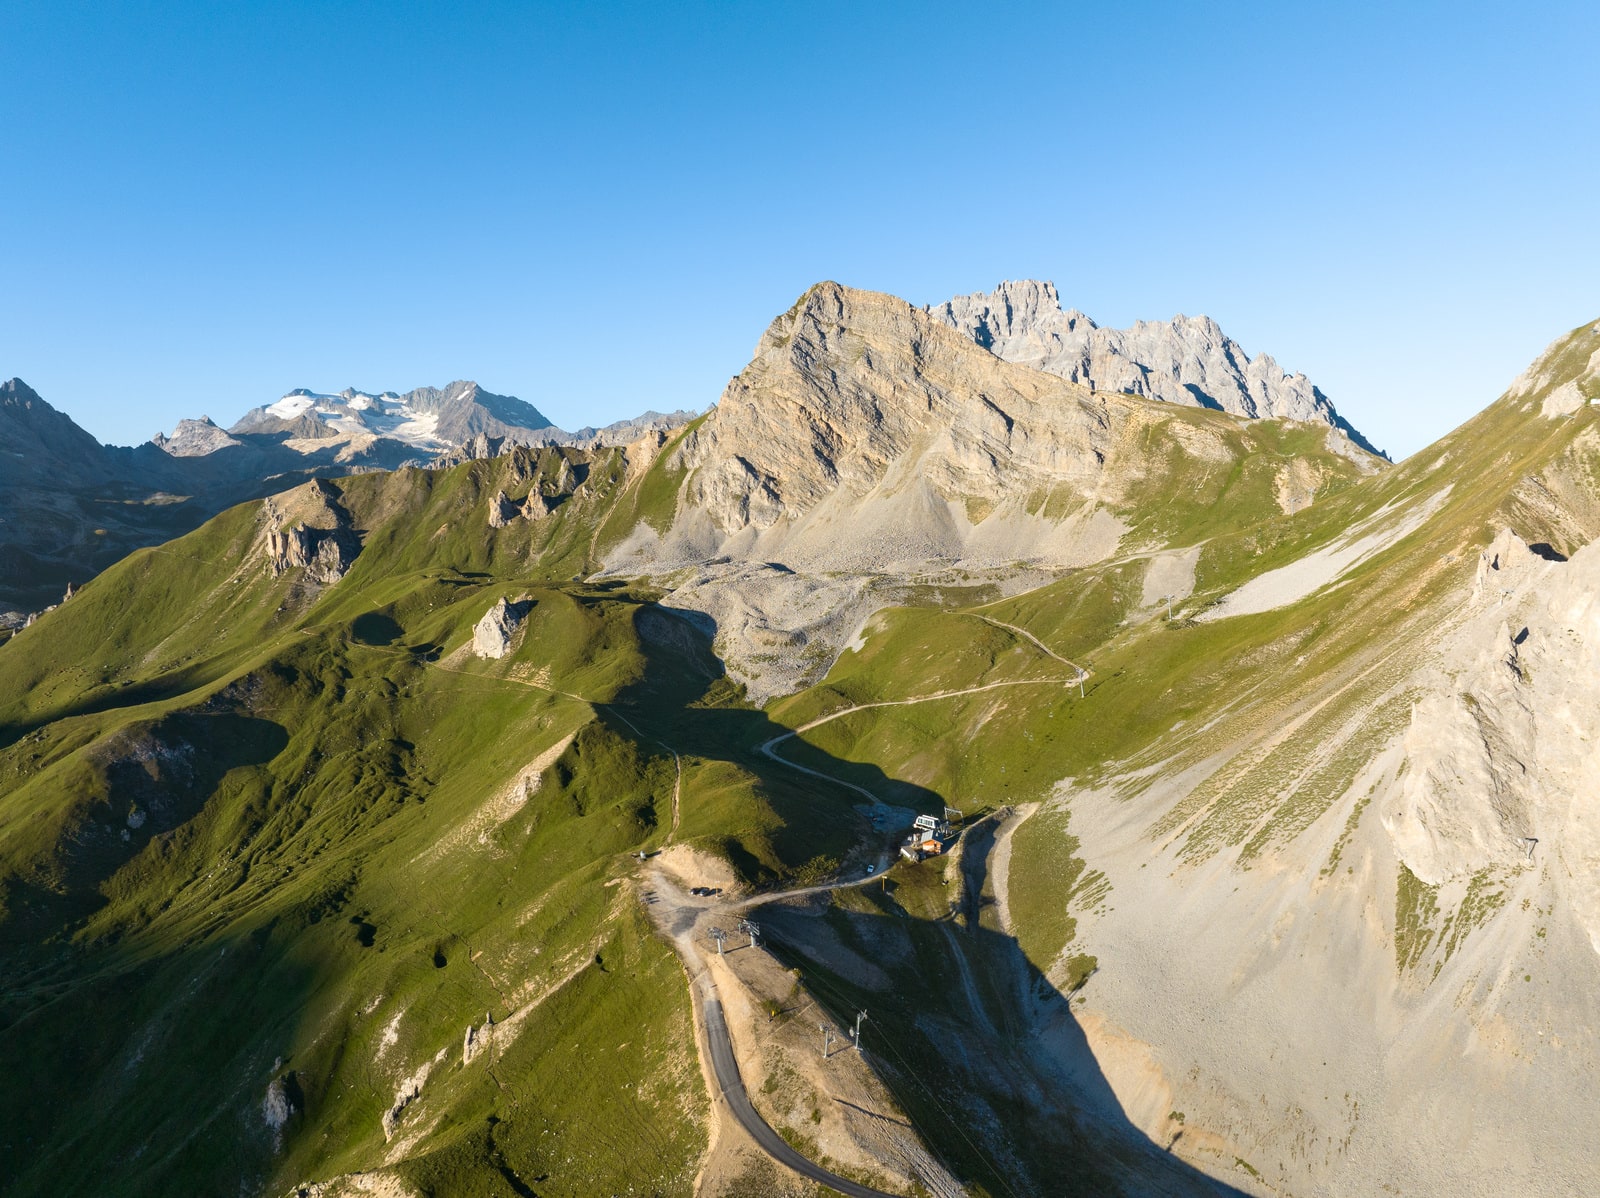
[267,394,316,419]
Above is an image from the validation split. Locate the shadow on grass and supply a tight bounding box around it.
[593,604,943,879]
[0,711,289,948]
[0,661,244,753]
[0,876,332,1198]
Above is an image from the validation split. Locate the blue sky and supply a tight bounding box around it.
[3,1,1597,459]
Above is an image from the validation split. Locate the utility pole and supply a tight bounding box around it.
[852,1010,868,1052]
[1162,594,1174,620]
[709,927,727,956]
[819,1023,834,1058]
[737,918,760,949]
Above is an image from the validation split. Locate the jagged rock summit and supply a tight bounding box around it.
[927,279,1384,456]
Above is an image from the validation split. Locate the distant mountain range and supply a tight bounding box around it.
[0,376,694,613]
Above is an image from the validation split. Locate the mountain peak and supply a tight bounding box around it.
[154,416,241,457]
[1,377,45,404]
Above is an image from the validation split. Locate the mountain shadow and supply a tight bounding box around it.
[598,601,1249,1194]
[754,829,1254,1197]
[592,603,944,878]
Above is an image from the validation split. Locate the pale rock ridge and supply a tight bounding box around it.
[381,1048,446,1141]
[674,281,1118,542]
[926,279,1384,456]
[1507,319,1600,405]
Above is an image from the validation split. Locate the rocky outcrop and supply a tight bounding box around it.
[462,1013,495,1066]
[487,488,556,529]
[487,490,520,529]
[926,280,1384,456]
[471,597,533,659]
[265,524,355,583]
[262,479,360,585]
[381,1049,445,1142]
[262,1074,299,1152]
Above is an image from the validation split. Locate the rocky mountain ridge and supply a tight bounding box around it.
[927,279,1385,456]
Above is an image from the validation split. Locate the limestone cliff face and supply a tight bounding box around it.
[677,282,1123,541]
[671,282,1375,557]
[926,280,1384,456]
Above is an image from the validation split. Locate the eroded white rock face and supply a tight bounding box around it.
[154,416,241,457]
[1386,529,1600,949]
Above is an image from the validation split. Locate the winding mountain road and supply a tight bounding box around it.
[697,974,902,1198]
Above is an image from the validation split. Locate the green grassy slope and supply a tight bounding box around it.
[0,447,883,1198]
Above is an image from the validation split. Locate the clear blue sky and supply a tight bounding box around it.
[3,1,1597,459]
